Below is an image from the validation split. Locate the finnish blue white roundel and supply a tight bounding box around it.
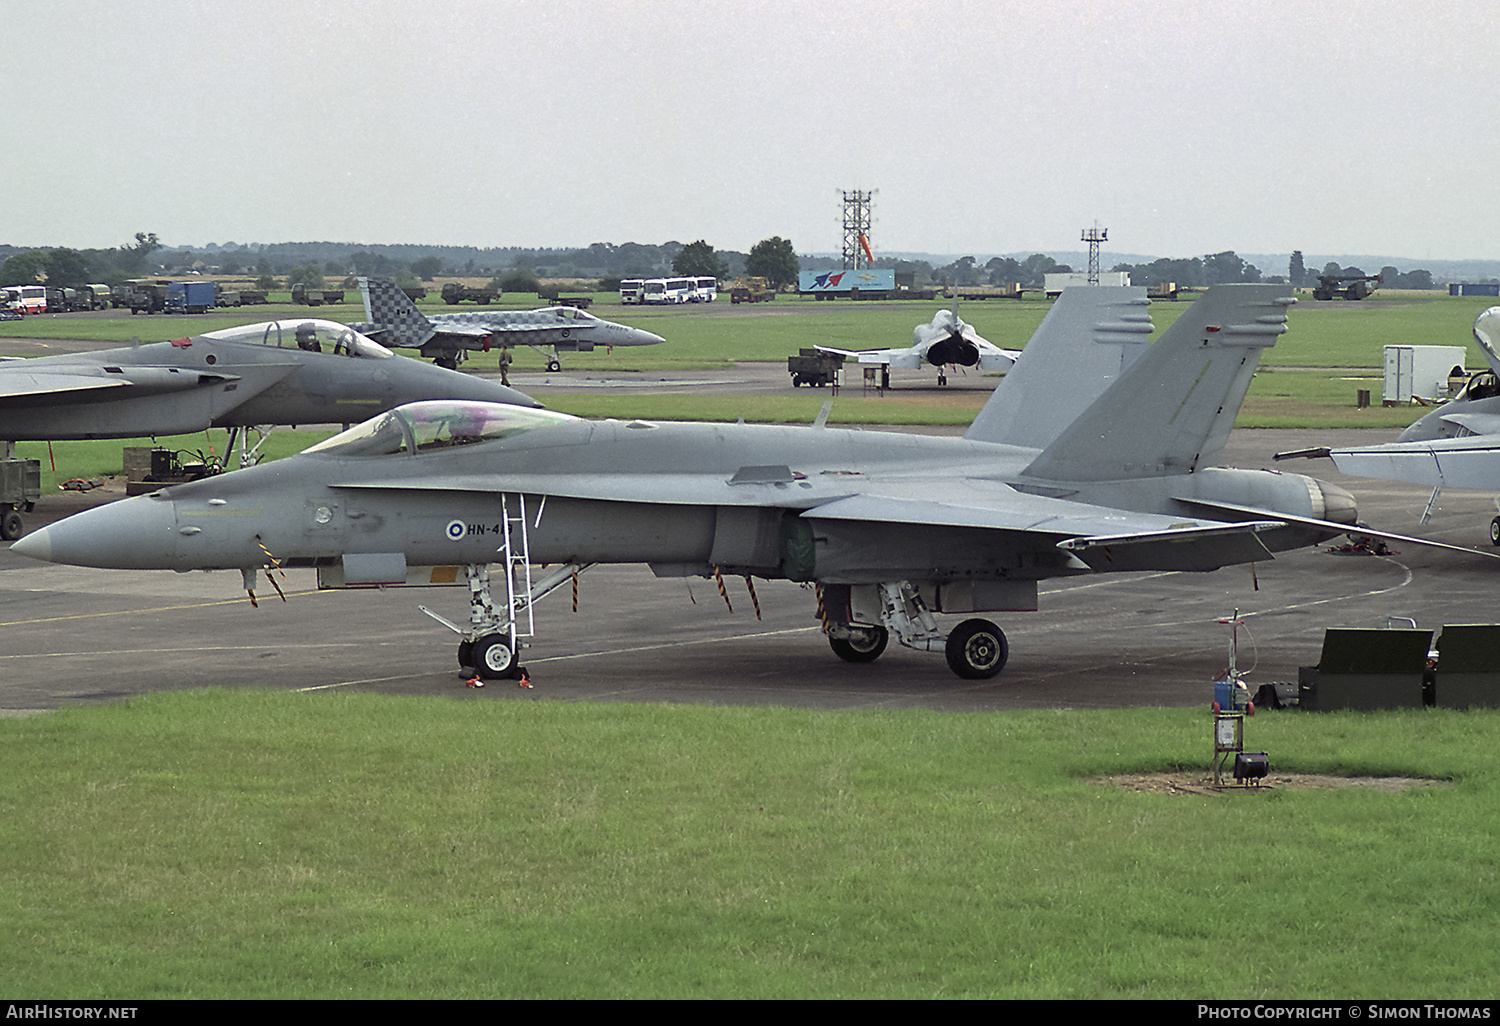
[445,520,466,542]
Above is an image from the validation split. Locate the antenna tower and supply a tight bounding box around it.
[1082,223,1108,284]
[842,190,874,270]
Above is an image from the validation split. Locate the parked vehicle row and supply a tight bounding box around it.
[619,276,717,304]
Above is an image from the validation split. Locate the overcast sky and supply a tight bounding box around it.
[3,0,1495,263]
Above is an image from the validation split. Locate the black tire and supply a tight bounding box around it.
[944,619,1008,679]
[546,359,562,373]
[1490,516,1500,547]
[0,509,22,541]
[473,633,520,680]
[457,640,474,668]
[829,625,888,663]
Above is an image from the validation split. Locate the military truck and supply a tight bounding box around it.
[128,282,169,315]
[291,283,346,306]
[1313,273,1382,301]
[787,348,844,387]
[441,282,501,305]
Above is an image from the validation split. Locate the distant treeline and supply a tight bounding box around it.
[0,235,1478,292]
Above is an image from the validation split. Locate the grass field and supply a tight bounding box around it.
[1,690,1495,999]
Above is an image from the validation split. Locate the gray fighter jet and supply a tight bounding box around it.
[353,277,666,371]
[1275,306,1500,539]
[23,284,1422,682]
[0,318,539,536]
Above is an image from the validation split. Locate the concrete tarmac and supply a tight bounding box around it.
[3,396,1495,714]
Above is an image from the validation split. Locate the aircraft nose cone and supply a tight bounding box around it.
[10,495,180,569]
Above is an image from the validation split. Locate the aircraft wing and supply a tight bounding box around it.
[804,492,1280,571]
[813,345,919,368]
[428,324,494,340]
[1326,436,1500,490]
[0,366,242,406]
[1178,495,1500,560]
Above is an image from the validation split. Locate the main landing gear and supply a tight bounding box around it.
[821,581,1009,679]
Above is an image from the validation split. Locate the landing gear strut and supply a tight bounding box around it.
[821,581,1008,679]
[418,493,594,683]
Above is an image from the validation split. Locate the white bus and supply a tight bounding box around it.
[640,277,697,305]
[692,276,717,302]
[1,285,46,314]
[618,278,645,304]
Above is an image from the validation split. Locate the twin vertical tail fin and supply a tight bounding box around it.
[357,277,436,348]
[964,286,1153,450]
[1020,284,1294,482]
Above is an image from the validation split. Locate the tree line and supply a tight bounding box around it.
[0,235,1448,295]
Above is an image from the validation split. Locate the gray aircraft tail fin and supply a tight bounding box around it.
[1021,284,1294,482]
[1473,307,1500,377]
[964,286,1152,449]
[357,277,436,348]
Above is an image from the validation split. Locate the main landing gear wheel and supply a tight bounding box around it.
[546,358,562,373]
[945,618,1008,679]
[829,625,889,663]
[457,640,474,669]
[472,633,521,680]
[0,510,22,542]
[1489,516,1500,547]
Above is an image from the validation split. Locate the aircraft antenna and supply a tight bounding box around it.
[842,190,875,270]
[1082,223,1108,284]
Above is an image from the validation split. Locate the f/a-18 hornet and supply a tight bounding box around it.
[24,285,1431,681]
[0,318,538,537]
[817,295,1019,385]
[353,277,665,371]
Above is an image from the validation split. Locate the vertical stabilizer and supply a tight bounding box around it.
[964,286,1151,449]
[357,277,436,348]
[1473,307,1500,376]
[1021,284,1293,481]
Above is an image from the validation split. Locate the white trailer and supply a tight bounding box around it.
[1383,345,1466,404]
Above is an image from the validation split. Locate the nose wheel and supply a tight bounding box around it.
[467,632,520,680]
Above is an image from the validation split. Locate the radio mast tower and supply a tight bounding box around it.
[1082,223,1108,284]
[842,190,874,270]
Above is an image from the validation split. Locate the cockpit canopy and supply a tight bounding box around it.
[305,400,578,457]
[201,319,393,358]
[536,307,599,323]
[1461,370,1500,402]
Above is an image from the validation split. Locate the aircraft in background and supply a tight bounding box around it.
[353,277,665,371]
[0,318,539,538]
[1275,306,1500,540]
[27,285,1465,684]
[817,295,1019,385]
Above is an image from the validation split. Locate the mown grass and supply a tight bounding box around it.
[1,690,1495,999]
